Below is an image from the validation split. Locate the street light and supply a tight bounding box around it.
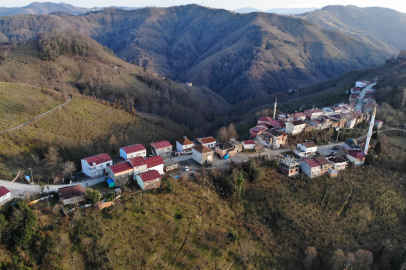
[28,168,33,185]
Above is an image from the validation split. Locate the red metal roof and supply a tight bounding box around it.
[177,138,194,145]
[198,137,216,144]
[109,161,133,174]
[243,140,256,145]
[82,153,112,166]
[150,140,172,149]
[291,120,306,126]
[58,185,86,200]
[138,170,161,182]
[0,186,10,197]
[128,156,145,167]
[144,156,164,168]
[306,159,321,168]
[250,126,266,132]
[193,145,213,154]
[258,116,285,128]
[120,144,146,154]
[348,151,366,159]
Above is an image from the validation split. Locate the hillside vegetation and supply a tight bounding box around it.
[301,5,406,51]
[0,82,66,131]
[0,5,396,104]
[0,86,187,182]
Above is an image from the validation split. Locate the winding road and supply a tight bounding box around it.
[355,83,376,111]
[0,95,72,135]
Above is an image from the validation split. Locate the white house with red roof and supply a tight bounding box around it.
[285,120,307,135]
[120,144,146,159]
[351,87,361,94]
[295,141,318,157]
[176,137,194,152]
[127,156,148,175]
[81,153,113,177]
[292,112,306,121]
[150,141,172,157]
[144,156,164,174]
[300,157,333,178]
[242,140,256,150]
[106,161,134,186]
[192,145,214,165]
[197,137,216,148]
[346,151,366,166]
[135,170,162,191]
[304,109,324,119]
[0,186,11,204]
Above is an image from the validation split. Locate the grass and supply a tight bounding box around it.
[388,136,406,148]
[0,82,64,131]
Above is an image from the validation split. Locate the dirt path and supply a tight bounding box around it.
[0,95,72,134]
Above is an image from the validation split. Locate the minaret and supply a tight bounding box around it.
[364,106,376,155]
[273,97,277,119]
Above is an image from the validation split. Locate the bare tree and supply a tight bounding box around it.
[45,146,62,173]
[217,126,229,143]
[63,161,77,181]
[358,207,372,240]
[354,249,373,270]
[228,123,238,141]
[303,246,317,269]
[331,249,345,270]
[31,154,40,166]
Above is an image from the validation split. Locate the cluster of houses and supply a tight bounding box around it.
[279,137,367,179]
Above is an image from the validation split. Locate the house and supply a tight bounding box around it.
[277,113,294,122]
[120,144,146,159]
[0,186,11,204]
[344,117,356,129]
[285,120,306,135]
[243,140,256,150]
[151,141,172,157]
[351,87,361,94]
[322,107,334,115]
[58,185,86,205]
[355,81,367,88]
[339,104,355,112]
[310,120,324,130]
[268,129,288,149]
[53,174,64,184]
[363,95,376,104]
[249,126,267,139]
[215,143,235,158]
[144,156,165,174]
[279,156,300,177]
[135,170,162,191]
[347,151,366,166]
[81,153,113,177]
[230,139,243,152]
[349,94,360,103]
[127,156,148,175]
[374,120,383,129]
[292,112,306,121]
[257,116,285,128]
[106,161,134,186]
[304,109,324,119]
[301,157,333,178]
[192,145,214,165]
[325,156,347,171]
[176,137,194,152]
[328,168,338,178]
[343,138,363,152]
[197,137,216,148]
[330,115,347,128]
[295,141,317,157]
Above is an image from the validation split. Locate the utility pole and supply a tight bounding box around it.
[28,168,34,185]
[335,130,340,143]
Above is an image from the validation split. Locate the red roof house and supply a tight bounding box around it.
[135,170,162,191]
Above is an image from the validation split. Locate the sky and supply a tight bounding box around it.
[2,0,406,13]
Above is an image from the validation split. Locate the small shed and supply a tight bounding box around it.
[328,168,338,178]
[107,178,115,188]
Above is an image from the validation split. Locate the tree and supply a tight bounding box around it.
[372,132,379,140]
[354,249,373,270]
[45,146,62,172]
[358,207,372,240]
[374,141,382,156]
[62,161,76,181]
[85,188,101,206]
[331,249,345,270]
[303,246,317,269]
[217,126,229,143]
[243,158,264,182]
[236,173,245,199]
[228,123,238,141]
[365,151,376,165]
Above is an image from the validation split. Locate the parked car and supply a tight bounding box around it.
[185,166,189,171]
[332,145,341,150]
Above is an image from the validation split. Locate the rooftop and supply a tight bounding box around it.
[138,170,161,182]
[0,186,10,197]
[250,126,267,132]
[193,145,214,154]
[151,140,172,149]
[243,140,256,145]
[291,120,306,126]
[144,156,164,168]
[315,156,330,166]
[120,144,146,154]
[177,138,194,146]
[217,143,234,150]
[300,141,317,148]
[198,137,216,144]
[348,151,366,159]
[82,153,112,166]
[128,156,145,167]
[109,161,133,174]
[58,185,86,200]
[305,158,321,168]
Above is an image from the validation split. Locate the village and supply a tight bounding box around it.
[0,79,384,210]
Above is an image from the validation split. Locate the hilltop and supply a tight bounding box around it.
[0,2,90,16]
[0,5,397,104]
[300,5,406,51]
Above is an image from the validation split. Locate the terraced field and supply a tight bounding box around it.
[0,82,65,131]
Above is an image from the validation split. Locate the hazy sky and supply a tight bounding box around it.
[2,0,406,13]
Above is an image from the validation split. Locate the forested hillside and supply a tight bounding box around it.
[300,5,406,51]
[0,5,397,104]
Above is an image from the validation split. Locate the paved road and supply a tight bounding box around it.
[0,95,72,134]
[355,83,376,111]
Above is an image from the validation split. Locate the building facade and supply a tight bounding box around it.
[81,153,113,177]
[192,145,214,164]
[120,144,146,159]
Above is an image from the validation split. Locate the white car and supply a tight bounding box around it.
[185,166,189,171]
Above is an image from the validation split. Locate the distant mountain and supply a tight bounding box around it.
[0,5,397,104]
[234,7,263,13]
[265,8,318,15]
[0,2,90,16]
[300,5,406,50]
